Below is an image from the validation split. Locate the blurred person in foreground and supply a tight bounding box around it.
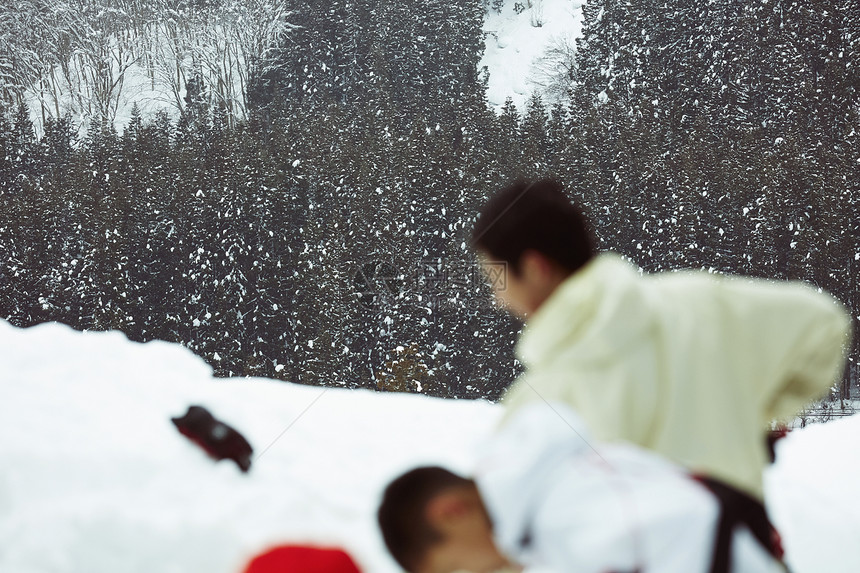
[378,401,786,573]
[471,178,850,501]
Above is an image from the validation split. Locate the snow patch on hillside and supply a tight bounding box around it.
[18,1,583,132]
[482,0,584,111]
[15,1,292,136]
[26,61,179,137]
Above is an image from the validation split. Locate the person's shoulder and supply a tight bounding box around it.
[586,251,641,278]
[647,268,848,334]
[499,369,578,421]
[500,371,551,410]
[644,265,795,303]
[647,265,822,296]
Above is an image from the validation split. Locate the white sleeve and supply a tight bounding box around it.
[475,401,729,573]
[474,401,600,560]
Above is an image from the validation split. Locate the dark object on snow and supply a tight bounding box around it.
[766,426,790,464]
[171,405,253,472]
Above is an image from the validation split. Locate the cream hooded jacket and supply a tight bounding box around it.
[502,253,851,499]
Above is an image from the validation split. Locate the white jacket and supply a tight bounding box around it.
[502,253,851,498]
[475,402,785,573]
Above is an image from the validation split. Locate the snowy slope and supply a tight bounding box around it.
[20,1,582,132]
[482,0,584,111]
[26,61,179,136]
[1,320,858,572]
[0,320,501,573]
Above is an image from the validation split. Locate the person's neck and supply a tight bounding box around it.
[527,272,571,317]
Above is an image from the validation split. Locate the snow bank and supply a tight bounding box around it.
[765,414,860,573]
[482,0,584,111]
[0,320,501,573]
[0,319,857,572]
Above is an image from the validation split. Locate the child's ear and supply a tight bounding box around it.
[425,491,469,527]
[519,249,553,280]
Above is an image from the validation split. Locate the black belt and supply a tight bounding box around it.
[694,475,787,573]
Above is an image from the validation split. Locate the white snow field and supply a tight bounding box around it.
[481,0,585,111]
[1,319,858,573]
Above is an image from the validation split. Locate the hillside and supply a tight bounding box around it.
[1,0,857,400]
[0,0,292,133]
[2,0,583,132]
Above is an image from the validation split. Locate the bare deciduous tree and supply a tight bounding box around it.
[0,0,294,131]
[528,33,578,105]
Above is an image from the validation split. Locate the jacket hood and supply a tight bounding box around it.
[516,253,656,368]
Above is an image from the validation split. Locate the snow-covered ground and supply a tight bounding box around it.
[1,320,858,572]
[0,320,500,572]
[481,0,584,111]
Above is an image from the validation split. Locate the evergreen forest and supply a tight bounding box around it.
[1,0,858,401]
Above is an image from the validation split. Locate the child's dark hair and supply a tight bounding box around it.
[377,466,474,572]
[472,178,596,275]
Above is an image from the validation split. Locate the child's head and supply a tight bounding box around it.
[472,178,596,317]
[377,466,513,573]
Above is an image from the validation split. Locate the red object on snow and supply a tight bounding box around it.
[242,545,362,573]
